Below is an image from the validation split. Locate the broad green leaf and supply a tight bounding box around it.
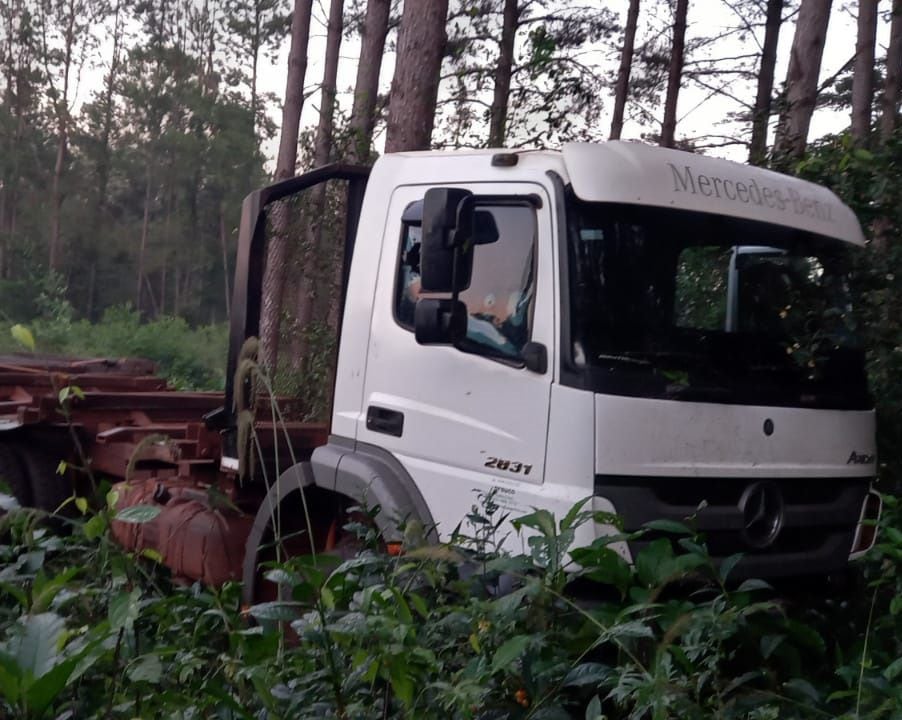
[0,580,27,608]
[560,497,592,531]
[643,518,694,536]
[25,656,78,716]
[491,635,531,673]
[884,656,902,682]
[760,634,784,659]
[10,324,35,351]
[58,385,86,405]
[408,592,429,619]
[484,555,533,574]
[889,595,902,616]
[562,662,610,688]
[114,504,161,524]
[786,619,826,655]
[573,547,632,596]
[469,632,480,654]
[783,678,821,704]
[390,588,413,624]
[32,568,79,613]
[15,612,66,680]
[127,653,162,684]
[722,670,763,696]
[0,650,21,703]
[512,509,556,539]
[585,694,603,720]
[262,568,300,587]
[403,544,466,563]
[388,660,414,706]
[736,578,772,593]
[719,553,744,583]
[491,585,531,617]
[635,538,675,587]
[248,601,302,622]
[23,551,45,573]
[83,514,107,540]
[108,589,141,631]
[140,548,163,564]
[606,620,654,640]
[319,586,335,611]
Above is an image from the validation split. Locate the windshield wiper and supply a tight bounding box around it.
[595,353,653,367]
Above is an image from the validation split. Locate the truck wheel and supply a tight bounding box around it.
[0,442,32,508]
[242,469,361,605]
[19,444,74,515]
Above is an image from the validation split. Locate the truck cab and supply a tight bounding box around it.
[285,141,877,580]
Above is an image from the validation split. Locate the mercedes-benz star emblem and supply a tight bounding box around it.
[738,481,785,549]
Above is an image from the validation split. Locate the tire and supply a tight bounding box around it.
[0,441,32,508]
[19,442,74,515]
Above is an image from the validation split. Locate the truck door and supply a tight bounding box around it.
[357,182,555,535]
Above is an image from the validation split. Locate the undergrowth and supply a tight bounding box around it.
[0,304,228,390]
[0,489,898,719]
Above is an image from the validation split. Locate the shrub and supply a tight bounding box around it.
[0,304,228,391]
[0,491,899,719]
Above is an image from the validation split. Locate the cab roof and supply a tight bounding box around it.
[561,141,865,246]
[381,141,865,246]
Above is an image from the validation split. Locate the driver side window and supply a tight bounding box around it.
[395,201,537,362]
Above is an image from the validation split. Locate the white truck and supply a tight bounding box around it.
[1,141,880,598]
[237,140,880,594]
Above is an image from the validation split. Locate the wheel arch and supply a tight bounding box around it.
[241,437,438,604]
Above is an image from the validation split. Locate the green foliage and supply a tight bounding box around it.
[0,305,228,390]
[0,492,899,719]
[796,131,902,490]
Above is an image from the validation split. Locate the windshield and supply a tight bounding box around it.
[566,198,871,410]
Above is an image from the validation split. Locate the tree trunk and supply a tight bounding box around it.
[748,0,783,165]
[851,0,879,145]
[160,255,166,315]
[347,0,390,162]
[880,0,902,140]
[660,0,688,148]
[259,0,313,370]
[251,1,261,134]
[384,0,449,152]
[49,0,77,271]
[610,0,640,141]
[220,207,231,320]
[86,262,96,320]
[773,0,832,162]
[174,265,181,316]
[136,163,152,313]
[487,0,519,147]
[95,0,122,229]
[293,0,344,373]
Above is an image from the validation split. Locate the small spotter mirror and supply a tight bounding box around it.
[473,210,499,245]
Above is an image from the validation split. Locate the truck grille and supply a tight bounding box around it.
[594,475,871,578]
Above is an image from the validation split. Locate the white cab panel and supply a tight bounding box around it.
[358,180,555,535]
[595,393,876,477]
[544,384,596,492]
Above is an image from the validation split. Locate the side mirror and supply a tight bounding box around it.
[421,187,475,293]
[414,298,467,345]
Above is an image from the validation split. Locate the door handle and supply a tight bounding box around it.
[366,405,404,437]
